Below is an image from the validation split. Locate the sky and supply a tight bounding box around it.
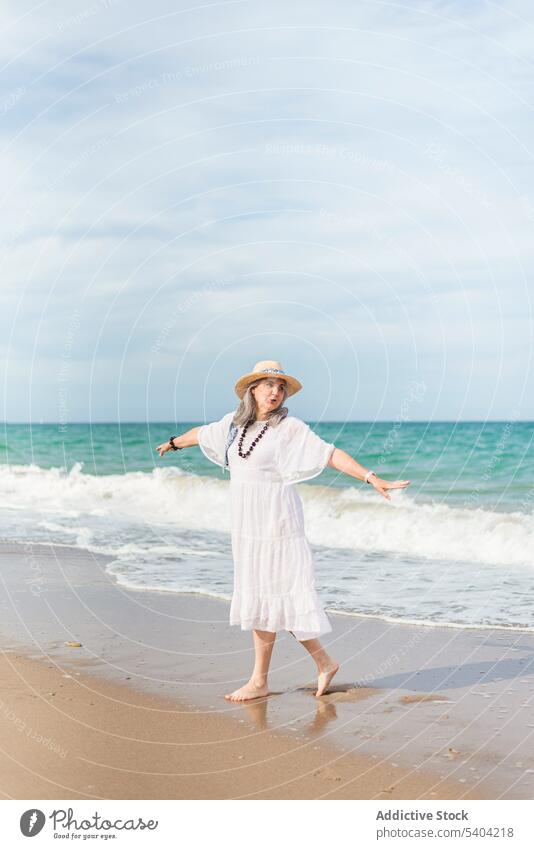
[1,0,533,423]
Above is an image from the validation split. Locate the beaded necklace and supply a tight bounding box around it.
[238,419,270,459]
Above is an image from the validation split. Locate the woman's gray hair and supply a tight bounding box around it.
[233,378,289,427]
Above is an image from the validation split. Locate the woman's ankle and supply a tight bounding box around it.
[316,657,338,674]
[250,673,268,687]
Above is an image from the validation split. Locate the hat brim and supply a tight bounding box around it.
[234,373,302,399]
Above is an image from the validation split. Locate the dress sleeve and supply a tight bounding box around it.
[276,417,335,485]
[197,411,235,468]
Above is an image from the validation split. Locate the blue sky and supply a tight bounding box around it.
[2,0,533,423]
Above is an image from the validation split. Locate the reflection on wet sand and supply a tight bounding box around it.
[307,698,338,734]
[238,694,271,729]
[235,683,381,734]
[233,690,340,736]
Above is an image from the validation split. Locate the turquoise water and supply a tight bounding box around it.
[2,420,532,509]
[1,420,533,630]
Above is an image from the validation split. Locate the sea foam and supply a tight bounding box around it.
[0,463,532,568]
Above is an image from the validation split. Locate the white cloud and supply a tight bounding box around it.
[1,0,533,420]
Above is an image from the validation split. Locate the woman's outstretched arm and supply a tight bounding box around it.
[327,447,410,501]
[155,426,201,456]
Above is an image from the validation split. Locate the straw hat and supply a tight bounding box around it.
[234,359,302,399]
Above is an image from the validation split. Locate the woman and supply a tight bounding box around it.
[156,359,410,702]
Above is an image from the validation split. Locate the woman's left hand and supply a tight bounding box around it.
[369,475,411,501]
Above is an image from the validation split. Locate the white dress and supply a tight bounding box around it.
[197,411,335,640]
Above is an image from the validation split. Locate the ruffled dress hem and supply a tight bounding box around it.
[229,590,332,641]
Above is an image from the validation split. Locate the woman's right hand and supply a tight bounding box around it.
[155,441,173,457]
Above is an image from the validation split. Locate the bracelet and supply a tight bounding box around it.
[169,436,181,451]
[364,470,376,484]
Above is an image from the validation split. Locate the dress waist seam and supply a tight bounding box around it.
[233,531,305,541]
[230,478,284,483]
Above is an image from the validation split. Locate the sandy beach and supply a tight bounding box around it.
[1,541,533,799]
[0,651,474,800]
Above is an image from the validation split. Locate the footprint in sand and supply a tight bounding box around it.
[313,767,342,782]
[318,686,381,703]
[399,694,449,704]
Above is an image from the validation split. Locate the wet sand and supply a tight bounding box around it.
[1,541,533,799]
[0,650,473,800]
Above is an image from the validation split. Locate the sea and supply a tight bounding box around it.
[1,420,533,632]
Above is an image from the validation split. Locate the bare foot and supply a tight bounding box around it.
[316,663,340,697]
[224,680,269,702]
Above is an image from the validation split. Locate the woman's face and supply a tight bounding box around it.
[252,377,286,414]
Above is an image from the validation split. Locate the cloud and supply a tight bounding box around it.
[1,0,533,420]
